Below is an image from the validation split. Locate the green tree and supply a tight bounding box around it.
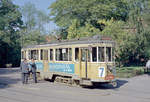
[49,0,129,28]
[67,20,100,39]
[0,0,23,67]
[126,0,150,65]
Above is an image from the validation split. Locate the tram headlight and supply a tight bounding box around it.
[107,65,113,72]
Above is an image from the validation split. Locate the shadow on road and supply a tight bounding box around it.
[85,79,128,90]
[0,76,21,89]
[0,68,20,75]
[145,72,150,76]
[0,68,21,89]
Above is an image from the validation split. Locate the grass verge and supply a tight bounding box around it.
[116,67,144,78]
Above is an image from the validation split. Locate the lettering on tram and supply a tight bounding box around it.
[21,35,117,87]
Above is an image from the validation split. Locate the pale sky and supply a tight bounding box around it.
[13,0,56,13]
[13,0,57,33]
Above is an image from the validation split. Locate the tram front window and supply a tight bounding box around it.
[98,47,104,62]
[106,47,111,62]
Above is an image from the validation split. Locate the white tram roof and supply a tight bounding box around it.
[22,35,115,49]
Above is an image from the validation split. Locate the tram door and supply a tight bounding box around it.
[42,50,49,72]
[80,48,91,79]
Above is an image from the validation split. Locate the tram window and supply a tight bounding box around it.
[30,50,39,60]
[92,47,97,62]
[56,48,72,61]
[106,47,111,62]
[40,50,48,60]
[21,51,26,59]
[98,47,104,62]
[81,49,90,62]
[62,48,68,61]
[81,49,86,61]
[75,48,79,61]
[56,49,62,61]
[28,51,31,60]
[50,49,53,61]
[40,50,43,60]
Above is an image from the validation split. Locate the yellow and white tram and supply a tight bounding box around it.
[21,36,117,87]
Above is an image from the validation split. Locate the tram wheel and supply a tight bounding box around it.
[111,81,117,88]
[72,80,80,87]
[54,76,61,83]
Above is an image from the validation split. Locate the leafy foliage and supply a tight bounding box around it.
[49,0,129,29]
[67,19,100,39]
[0,0,23,67]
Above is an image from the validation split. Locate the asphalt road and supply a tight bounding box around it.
[0,68,150,102]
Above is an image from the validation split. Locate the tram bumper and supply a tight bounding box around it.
[91,78,117,88]
[91,79,116,83]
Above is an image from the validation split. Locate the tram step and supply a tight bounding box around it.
[80,78,92,86]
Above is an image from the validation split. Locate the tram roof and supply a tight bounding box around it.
[22,35,115,49]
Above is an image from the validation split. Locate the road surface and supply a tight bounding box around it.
[0,68,150,102]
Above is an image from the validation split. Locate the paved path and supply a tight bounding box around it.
[0,68,150,102]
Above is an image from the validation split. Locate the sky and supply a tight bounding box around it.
[13,0,57,33]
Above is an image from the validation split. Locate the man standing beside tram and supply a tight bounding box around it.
[20,58,29,84]
[30,58,37,83]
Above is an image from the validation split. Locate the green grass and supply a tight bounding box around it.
[116,67,144,78]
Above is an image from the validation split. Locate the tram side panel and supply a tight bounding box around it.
[35,56,115,85]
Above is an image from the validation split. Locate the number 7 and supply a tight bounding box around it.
[99,68,104,77]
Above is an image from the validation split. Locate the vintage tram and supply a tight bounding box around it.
[21,35,117,87]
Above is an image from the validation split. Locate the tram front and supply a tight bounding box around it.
[79,41,117,87]
[90,44,117,87]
